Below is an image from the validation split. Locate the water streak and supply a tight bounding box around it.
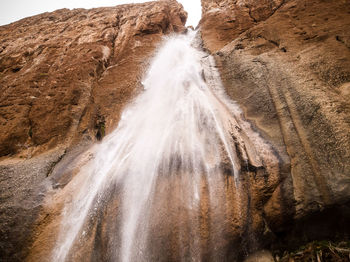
[52,31,248,262]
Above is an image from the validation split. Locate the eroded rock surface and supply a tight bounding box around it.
[200,0,350,256]
[0,0,186,158]
[1,0,350,260]
[200,0,285,52]
[0,1,186,260]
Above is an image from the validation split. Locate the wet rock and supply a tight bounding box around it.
[200,0,350,256]
[0,1,186,261]
[0,149,65,260]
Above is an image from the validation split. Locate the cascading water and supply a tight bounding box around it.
[51,30,266,261]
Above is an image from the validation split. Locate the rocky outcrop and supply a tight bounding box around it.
[1,0,350,260]
[0,0,186,158]
[200,0,285,52]
[0,1,186,260]
[200,0,350,257]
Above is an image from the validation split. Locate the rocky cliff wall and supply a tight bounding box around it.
[0,2,186,260]
[1,0,350,260]
[0,0,186,158]
[200,0,350,256]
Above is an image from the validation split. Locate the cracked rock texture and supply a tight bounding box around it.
[0,0,186,158]
[200,0,350,255]
[200,0,285,52]
[1,0,350,260]
[0,1,186,260]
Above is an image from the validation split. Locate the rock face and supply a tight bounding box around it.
[200,0,350,256]
[1,0,350,260]
[200,0,285,52]
[0,0,186,158]
[0,1,186,261]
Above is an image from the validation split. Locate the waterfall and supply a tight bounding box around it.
[52,30,259,262]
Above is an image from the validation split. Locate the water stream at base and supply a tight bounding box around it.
[52,31,253,262]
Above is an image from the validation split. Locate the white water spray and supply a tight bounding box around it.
[52,31,254,262]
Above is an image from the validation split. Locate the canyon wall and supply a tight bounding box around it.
[0,1,186,260]
[200,0,350,255]
[1,0,350,260]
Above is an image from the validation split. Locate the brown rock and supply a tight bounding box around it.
[200,0,350,255]
[244,250,274,262]
[0,1,186,158]
[199,0,284,52]
[0,1,186,261]
[1,0,350,260]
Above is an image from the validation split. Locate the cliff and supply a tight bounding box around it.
[200,0,350,258]
[0,1,186,158]
[1,0,350,260]
[0,1,186,260]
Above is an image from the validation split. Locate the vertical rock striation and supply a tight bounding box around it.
[1,0,350,260]
[200,0,350,256]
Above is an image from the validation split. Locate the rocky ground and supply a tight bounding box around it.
[276,240,350,261]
